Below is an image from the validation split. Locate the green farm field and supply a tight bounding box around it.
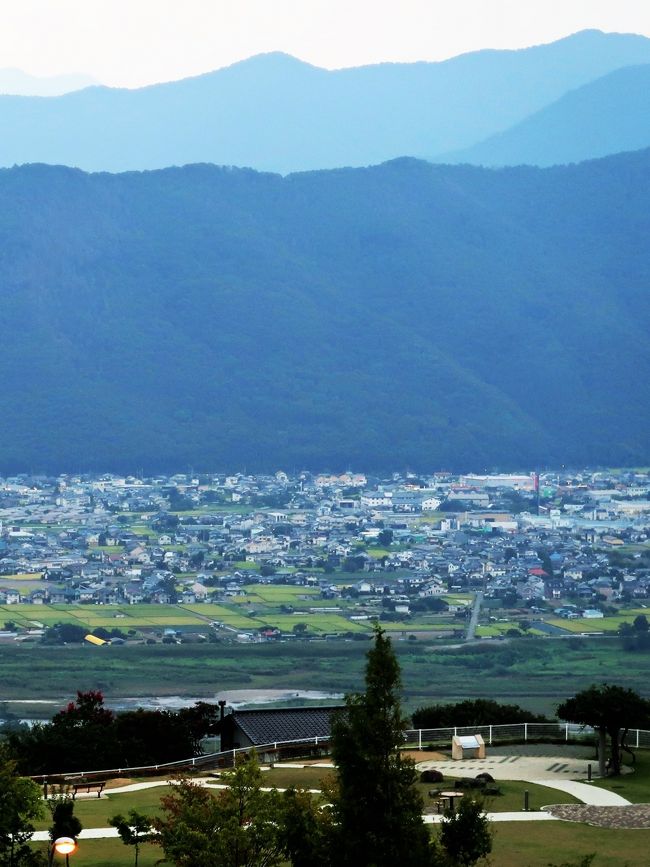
[0,602,371,634]
[546,610,650,633]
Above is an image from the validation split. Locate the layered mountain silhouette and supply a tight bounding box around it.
[445,64,650,167]
[0,30,649,173]
[0,68,98,97]
[1,151,649,472]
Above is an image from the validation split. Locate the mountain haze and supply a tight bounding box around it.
[0,68,97,96]
[0,30,649,173]
[0,152,649,472]
[446,64,650,167]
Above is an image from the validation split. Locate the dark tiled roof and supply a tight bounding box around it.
[231,705,344,745]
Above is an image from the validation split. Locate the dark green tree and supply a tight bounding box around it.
[558,684,650,776]
[279,787,333,867]
[109,810,154,867]
[155,755,284,866]
[0,747,45,866]
[412,699,546,729]
[47,794,82,867]
[438,796,492,866]
[377,529,393,547]
[328,625,435,866]
[633,614,649,633]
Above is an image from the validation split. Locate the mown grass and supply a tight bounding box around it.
[594,752,650,803]
[28,763,650,867]
[33,821,650,867]
[490,823,650,867]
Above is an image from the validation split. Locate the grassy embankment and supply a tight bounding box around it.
[1,637,649,718]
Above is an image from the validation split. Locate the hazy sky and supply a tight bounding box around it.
[3,0,650,88]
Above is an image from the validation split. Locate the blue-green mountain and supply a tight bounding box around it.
[445,64,650,167]
[0,151,649,472]
[0,30,649,174]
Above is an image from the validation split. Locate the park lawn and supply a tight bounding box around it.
[262,765,335,790]
[33,786,168,831]
[593,752,650,803]
[31,838,162,866]
[417,779,581,813]
[488,822,650,866]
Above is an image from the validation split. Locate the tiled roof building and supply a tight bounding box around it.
[219,705,344,751]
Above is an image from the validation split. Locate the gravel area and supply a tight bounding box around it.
[543,803,650,829]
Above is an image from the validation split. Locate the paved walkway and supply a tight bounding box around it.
[417,755,594,782]
[416,755,631,806]
[527,779,630,806]
[31,809,563,842]
[40,755,635,845]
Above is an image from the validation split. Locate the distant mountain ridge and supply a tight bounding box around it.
[0,68,98,96]
[0,150,649,472]
[445,64,650,167]
[0,30,649,172]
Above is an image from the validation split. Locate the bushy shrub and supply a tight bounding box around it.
[420,769,443,783]
[475,772,494,783]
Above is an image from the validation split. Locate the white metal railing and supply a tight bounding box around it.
[32,722,650,782]
[402,722,650,749]
[32,735,331,783]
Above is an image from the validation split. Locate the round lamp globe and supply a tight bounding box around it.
[53,837,77,856]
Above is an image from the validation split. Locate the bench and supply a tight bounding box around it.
[65,778,106,800]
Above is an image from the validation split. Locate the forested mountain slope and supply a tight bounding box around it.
[1,151,649,472]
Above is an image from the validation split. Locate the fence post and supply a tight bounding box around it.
[565,724,569,742]
[524,723,528,742]
[489,725,492,746]
[418,730,422,750]
[637,729,640,748]
[454,727,457,737]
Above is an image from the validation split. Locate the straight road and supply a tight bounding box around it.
[466,591,483,641]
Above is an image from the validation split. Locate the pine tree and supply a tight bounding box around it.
[329,625,435,866]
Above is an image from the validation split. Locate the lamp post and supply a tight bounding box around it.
[53,837,77,867]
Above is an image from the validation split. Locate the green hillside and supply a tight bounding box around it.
[0,152,649,472]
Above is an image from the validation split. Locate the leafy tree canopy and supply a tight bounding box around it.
[412,698,548,729]
[558,684,650,775]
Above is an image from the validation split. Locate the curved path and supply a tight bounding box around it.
[30,756,637,842]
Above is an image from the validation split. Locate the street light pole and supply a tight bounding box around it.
[53,837,77,866]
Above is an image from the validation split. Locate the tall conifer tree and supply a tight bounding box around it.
[329,626,435,866]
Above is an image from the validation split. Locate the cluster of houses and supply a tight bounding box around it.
[0,468,649,629]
